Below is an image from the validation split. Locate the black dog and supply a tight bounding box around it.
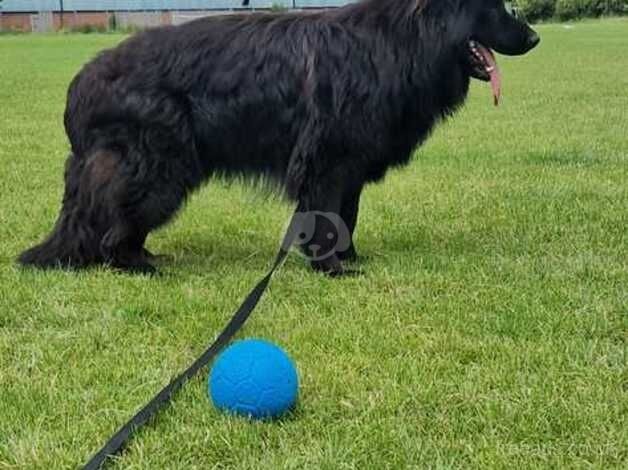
[19,0,539,275]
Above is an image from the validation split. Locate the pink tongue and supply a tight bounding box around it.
[478,46,501,106]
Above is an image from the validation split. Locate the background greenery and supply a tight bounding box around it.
[516,0,628,21]
[0,19,627,469]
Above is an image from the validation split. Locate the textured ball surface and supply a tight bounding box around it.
[209,339,298,419]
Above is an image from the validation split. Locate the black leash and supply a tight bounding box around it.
[83,210,299,470]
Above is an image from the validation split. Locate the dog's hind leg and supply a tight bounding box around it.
[98,186,186,274]
[100,224,154,274]
[100,155,191,273]
[78,138,193,274]
[71,148,153,273]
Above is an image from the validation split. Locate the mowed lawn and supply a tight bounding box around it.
[0,19,626,469]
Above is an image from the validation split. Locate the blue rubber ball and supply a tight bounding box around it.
[209,339,299,419]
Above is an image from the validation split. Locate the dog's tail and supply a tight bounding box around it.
[18,155,102,270]
[18,208,101,270]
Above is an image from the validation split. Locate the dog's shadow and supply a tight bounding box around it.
[150,230,373,278]
[150,230,296,276]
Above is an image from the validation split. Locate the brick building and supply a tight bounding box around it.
[0,0,355,32]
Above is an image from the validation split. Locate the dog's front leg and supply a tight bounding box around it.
[337,183,364,262]
[296,171,350,276]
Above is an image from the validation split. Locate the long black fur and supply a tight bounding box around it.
[18,0,537,274]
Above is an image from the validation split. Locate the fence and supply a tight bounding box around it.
[0,0,357,31]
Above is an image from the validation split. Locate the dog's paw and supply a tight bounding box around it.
[337,245,357,262]
[111,260,158,276]
[311,255,344,277]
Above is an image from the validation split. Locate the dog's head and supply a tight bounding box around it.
[459,0,540,104]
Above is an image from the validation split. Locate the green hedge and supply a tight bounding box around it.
[516,0,628,21]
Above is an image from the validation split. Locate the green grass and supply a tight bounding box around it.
[0,19,627,469]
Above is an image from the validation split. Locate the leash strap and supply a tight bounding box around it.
[83,211,299,470]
